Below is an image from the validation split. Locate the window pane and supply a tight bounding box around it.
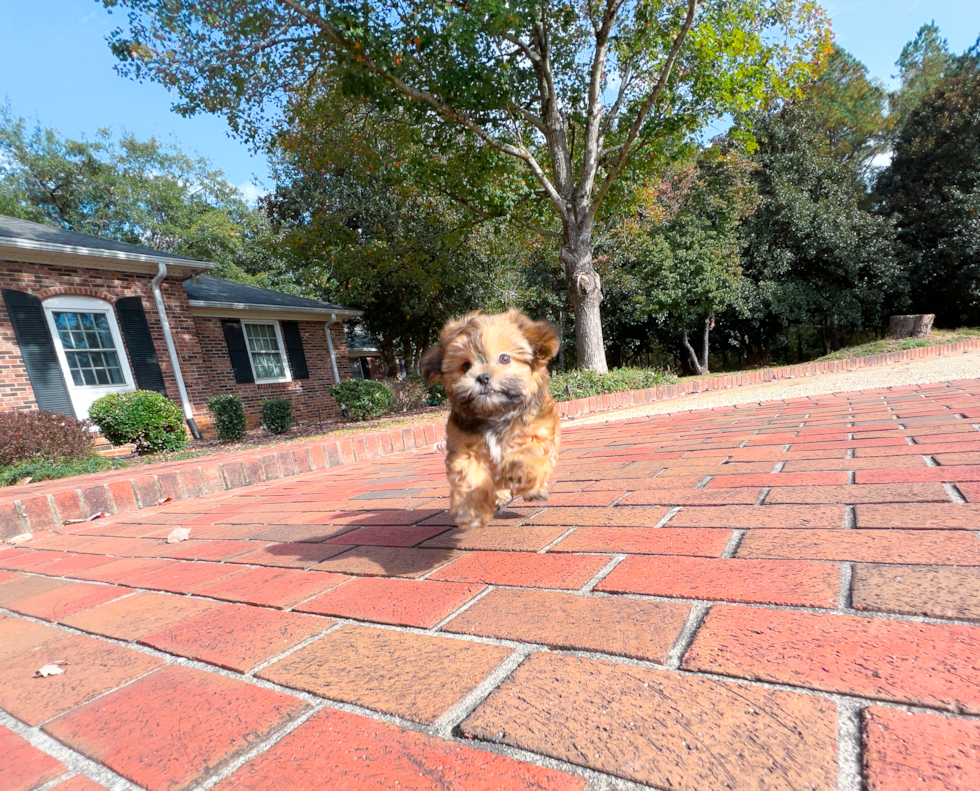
[54,311,125,388]
[244,323,287,379]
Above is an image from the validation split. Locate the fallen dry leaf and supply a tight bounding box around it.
[8,532,33,545]
[33,662,68,678]
[166,527,191,544]
[156,497,173,506]
[16,476,32,485]
[63,511,107,525]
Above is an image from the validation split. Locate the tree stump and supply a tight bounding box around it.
[890,314,935,339]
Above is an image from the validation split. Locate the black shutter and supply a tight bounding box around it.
[220,319,255,383]
[280,320,309,379]
[115,297,167,396]
[2,289,75,416]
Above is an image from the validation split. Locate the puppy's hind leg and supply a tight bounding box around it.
[447,453,496,529]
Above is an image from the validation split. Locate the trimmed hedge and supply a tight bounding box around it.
[90,390,187,455]
[0,410,94,466]
[550,368,677,401]
[261,397,293,435]
[207,395,248,442]
[330,379,393,421]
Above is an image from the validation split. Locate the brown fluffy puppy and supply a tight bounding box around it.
[421,309,560,528]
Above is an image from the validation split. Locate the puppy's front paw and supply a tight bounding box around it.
[501,461,529,491]
[494,489,514,513]
[522,487,549,503]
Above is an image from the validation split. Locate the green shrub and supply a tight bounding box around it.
[427,381,447,406]
[0,456,129,487]
[207,395,248,442]
[549,368,677,401]
[381,376,431,413]
[261,397,293,434]
[89,390,187,455]
[330,379,393,421]
[0,410,94,466]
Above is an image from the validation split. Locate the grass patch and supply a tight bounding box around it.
[550,368,678,400]
[0,456,131,487]
[815,329,980,361]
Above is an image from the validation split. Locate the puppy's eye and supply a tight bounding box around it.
[498,354,511,365]
[461,362,472,373]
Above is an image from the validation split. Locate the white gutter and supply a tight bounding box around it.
[151,263,202,440]
[325,314,341,383]
[186,299,361,319]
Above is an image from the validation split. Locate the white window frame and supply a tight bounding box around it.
[42,295,136,420]
[242,320,292,384]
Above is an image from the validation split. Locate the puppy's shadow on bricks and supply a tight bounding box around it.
[256,511,476,579]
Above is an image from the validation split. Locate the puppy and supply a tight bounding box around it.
[421,309,560,528]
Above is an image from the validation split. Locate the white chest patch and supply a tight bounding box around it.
[485,431,503,465]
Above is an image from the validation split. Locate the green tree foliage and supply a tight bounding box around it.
[101,0,831,372]
[805,45,888,166]
[624,148,757,374]
[739,104,902,353]
[0,107,294,292]
[877,46,980,326]
[265,93,509,374]
[889,22,952,130]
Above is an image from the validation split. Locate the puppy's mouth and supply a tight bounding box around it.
[458,383,524,409]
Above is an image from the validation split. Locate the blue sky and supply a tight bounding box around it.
[2,1,979,197]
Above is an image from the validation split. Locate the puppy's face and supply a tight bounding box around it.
[422,310,559,418]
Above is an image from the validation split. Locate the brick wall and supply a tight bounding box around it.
[191,316,351,431]
[0,258,203,414]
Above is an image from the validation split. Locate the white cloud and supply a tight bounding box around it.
[870,150,893,170]
[237,181,267,205]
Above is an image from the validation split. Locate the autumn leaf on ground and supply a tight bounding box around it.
[33,662,68,678]
[16,476,32,485]
[8,532,33,545]
[166,527,191,543]
[156,497,173,506]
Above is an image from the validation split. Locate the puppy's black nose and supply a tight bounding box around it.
[475,373,491,386]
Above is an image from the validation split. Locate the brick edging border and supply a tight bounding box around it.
[4,337,979,541]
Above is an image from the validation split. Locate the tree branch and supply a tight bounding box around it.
[591,0,699,216]
[577,0,627,204]
[274,0,568,220]
[443,190,561,239]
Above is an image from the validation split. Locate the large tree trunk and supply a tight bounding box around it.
[829,317,841,352]
[561,217,608,373]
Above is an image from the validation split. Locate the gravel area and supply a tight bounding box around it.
[567,348,980,427]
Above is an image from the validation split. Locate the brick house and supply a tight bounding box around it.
[0,216,361,437]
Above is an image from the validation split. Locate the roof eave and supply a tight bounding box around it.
[0,237,213,275]
[187,299,362,321]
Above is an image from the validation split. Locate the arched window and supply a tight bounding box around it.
[42,295,135,419]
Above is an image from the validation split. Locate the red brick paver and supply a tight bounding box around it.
[4,381,980,788]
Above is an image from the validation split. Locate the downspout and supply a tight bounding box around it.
[151,263,202,440]
[324,314,341,383]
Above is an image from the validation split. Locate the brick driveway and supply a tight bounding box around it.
[3,382,980,790]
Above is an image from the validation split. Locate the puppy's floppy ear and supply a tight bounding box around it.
[421,311,482,384]
[420,345,444,385]
[510,310,560,366]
